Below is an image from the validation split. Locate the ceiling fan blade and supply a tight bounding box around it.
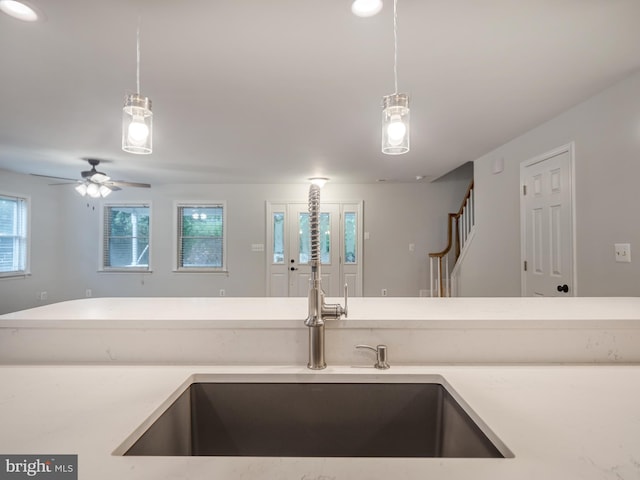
[110,180,151,188]
[31,173,78,182]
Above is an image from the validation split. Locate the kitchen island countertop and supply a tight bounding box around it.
[0,364,638,480]
[2,297,640,364]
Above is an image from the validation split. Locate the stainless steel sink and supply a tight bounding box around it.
[116,375,511,458]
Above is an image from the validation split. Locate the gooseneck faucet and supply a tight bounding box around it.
[304,183,348,370]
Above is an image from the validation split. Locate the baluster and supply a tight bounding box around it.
[463,208,467,248]
[445,255,450,297]
[437,256,442,297]
[429,257,434,297]
[469,189,476,227]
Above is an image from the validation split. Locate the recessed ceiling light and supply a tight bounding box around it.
[351,0,383,18]
[0,0,39,21]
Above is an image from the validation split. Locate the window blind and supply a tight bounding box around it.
[0,194,28,274]
[103,205,150,270]
[177,204,225,269]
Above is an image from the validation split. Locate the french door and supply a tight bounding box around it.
[266,201,363,297]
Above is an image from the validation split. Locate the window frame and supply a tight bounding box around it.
[100,203,152,273]
[0,192,30,278]
[174,201,227,273]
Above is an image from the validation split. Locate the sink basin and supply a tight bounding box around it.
[116,375,511,458]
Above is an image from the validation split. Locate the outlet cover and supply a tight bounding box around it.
[614,243,631,263]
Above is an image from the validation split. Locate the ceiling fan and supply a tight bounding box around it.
[32,159,151,198]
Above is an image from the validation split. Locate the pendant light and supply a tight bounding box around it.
[381,0,409,155]
[122,21,152,155]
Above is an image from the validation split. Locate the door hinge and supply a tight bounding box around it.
[524,260,528,271]
[523,185,527,196]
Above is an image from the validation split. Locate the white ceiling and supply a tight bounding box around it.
[1,0,640,186]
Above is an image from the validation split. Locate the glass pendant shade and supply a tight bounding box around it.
[75,183,88,196]
[122,93,152,154]
[98,185,112,198]
[382,93,410,155]
[86,182,100,198]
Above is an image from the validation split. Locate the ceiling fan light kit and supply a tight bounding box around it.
[75,182,113,198]
[31,159,150,198]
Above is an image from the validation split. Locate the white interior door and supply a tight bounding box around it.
[266,201,363,297]
[520,145,575,296]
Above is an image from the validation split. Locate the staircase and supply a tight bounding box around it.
[428,180,475,297]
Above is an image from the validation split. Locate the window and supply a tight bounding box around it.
[298,212,331,264]
[0,194,29,277]
[272,212,284,264]
[344,211,357,264]
[177,204,226,271]
[102,204,150,271]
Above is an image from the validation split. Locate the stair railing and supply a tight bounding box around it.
[428,180,474,297]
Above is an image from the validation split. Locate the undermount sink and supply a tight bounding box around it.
[116,375,511,458]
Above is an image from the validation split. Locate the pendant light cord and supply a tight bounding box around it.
[136,19,141,94]
[393,0,398,94]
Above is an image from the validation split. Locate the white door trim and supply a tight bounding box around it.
[520,142,577,296]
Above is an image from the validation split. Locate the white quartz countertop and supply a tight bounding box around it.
[0,364,638,480]
[2,296,640,328]
[2,297,640,365]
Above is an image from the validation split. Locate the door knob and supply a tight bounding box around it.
[557,284,569,293]
[290,267,298,271]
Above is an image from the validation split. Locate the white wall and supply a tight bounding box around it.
[458,69,640,296]
[0,170,65,312]
[0,168,472,313]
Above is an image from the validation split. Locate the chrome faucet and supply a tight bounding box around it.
[304,182,348,370]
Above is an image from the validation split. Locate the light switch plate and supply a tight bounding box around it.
[614,243,631,263]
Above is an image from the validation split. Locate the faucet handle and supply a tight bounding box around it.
[355,344,390,369]
[343,283,348,318]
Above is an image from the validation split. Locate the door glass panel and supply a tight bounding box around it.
[344,212,357,264]
[298,212,330,264]
[273,212,284,264]
[320,213,330,264]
